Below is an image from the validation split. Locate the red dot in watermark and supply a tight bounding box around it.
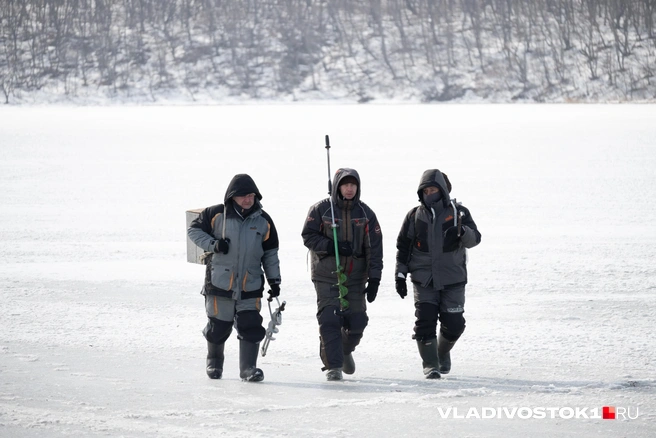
[602,406,616,420]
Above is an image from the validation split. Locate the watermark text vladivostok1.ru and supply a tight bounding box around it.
[437,406,639,420]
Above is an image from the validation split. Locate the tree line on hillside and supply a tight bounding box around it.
[1,0,655,103]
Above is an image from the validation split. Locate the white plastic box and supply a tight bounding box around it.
[185,209,206,264]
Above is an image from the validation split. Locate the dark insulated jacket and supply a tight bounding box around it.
[301,168,383,285]
[187,174,281,300]
[395,169,481,290]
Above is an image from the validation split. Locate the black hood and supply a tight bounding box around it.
[332,168,361,204]
[224,174,262,204]
[417,169,449,208]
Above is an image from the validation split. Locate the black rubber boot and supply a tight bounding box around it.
[326,368,343,381]
[437,333,457,375]
[239,340,264,382]
[342,353,356,375]
[417,339,441,379]
[206,342,225,379]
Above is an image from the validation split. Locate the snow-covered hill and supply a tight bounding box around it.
[2,1,656,104]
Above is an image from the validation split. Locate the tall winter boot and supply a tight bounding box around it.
[325,368,343,381]
[239,340,264,382]
[206,341,225,380]
[437,333,457,374]
[342,353,356,375]
[341,326,360,375]
[417,339,441,379]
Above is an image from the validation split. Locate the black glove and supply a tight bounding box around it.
[364,279,380,303]
[442,226,461,252]
[395,277,408,299]
[213,238,230,254]
[326,241,353,257]
[268,283,281,301]
[337,241,353,256]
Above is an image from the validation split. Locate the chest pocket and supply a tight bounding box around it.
[414,218,430,252]
[349,218,368,255]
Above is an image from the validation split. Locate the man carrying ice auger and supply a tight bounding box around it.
[302,168,383,381]
[188,173,281,382]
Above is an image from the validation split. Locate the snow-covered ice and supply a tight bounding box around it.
[1,104,655,437]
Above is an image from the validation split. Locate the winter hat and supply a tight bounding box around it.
[417,169,449,205]
[442,172,452,193]
[339,176,358,187]
[224,174,263,204]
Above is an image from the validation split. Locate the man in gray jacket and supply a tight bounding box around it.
[188,174,281,382]
[302,168,383,381]
[395,169,481,379]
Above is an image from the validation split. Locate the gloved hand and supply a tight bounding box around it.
[442,226,461,252]
[395,277,408,299]
[268,283,280,301]
[213,238,230,254]
[337,241,353,256]
[326,240,353,257]
[364,278,380,303]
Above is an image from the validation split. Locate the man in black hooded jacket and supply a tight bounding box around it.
[395,169,481,379]
[188,174,281,382]
[302,168,383,381]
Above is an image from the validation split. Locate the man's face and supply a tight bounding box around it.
[339,182,357,200]
[423,186,441,197]
[234,193,255,209]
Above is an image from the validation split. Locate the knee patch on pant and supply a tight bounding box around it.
[203,317,233,344]
[343,311,369,335]
[235,310,265,343]
[317,306,342,343]
[439,311,466,341]
[342,311,368,354]
[318,306,344,369]
[413,302,439,342]
[343,312,369,335]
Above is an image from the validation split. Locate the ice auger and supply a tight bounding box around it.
[261,297,286,357]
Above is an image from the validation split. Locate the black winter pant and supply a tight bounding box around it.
[314,281,369,370]
[203,295,265,345]
[413,284,466,343]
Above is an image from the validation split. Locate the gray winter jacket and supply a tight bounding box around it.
[187,174,281,300]
[395,169,481,290]
[301,168,383,285]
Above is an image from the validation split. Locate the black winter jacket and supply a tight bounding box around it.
[302,168,383,285]
[396,169,481,290]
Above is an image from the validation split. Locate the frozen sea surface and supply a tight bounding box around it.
[1,105,655,437]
